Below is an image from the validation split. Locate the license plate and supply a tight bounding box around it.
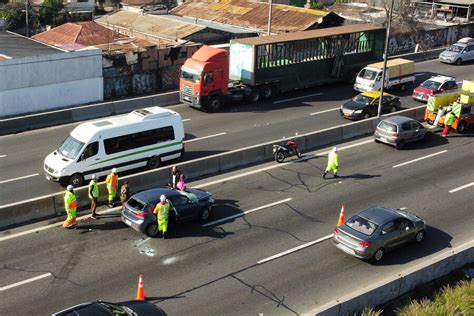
[124,219,132,227]
[379,137,388,142]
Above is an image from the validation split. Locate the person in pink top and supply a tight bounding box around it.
[176,174,187,191]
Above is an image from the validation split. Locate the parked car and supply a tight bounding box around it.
[439,37,474,65]
[340,91,401,120]
[333,206,426,262]
[412,75,458,102]
[121,187,214,237]
[53,300,166,316]
[374,116,427,149]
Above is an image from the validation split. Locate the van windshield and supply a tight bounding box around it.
[359,69,378,80]
[446,45,463,53]
[58,136,85,160]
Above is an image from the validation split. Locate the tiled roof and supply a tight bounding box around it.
[32,22,128,47]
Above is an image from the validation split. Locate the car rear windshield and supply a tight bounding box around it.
[127,198,146,211]
[346,215,378,236]
[378,121,397,132]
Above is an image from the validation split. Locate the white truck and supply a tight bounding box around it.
[354,58,416,92]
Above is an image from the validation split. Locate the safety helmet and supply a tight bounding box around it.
[91,174,97,180]
[160,194,166,202]
[332,146,337,152]
[67,185,74,191]
[112,168,117,173]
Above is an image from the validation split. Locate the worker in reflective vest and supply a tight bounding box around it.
[63,185,77,229]
[323,147,339,179]
[154,194,171,239]
[106,168,118,207]
[88,174,99,219]
[442,111,456,137]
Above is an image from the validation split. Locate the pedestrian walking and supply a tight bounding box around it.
[63,185,77,229]
[176,174,187,191]
[120,181,130,208]
[168,165,183,189]
[88,174,99,219]
[442,110,455,137]
[106,168,118,207]
[153,195,171,239]
[323,147,339,179]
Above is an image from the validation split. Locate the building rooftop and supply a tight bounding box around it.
[160,14,258,35]
[0,31,64,60]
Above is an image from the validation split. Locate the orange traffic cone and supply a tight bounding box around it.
[136,275,145,300]
[337,205,345,227]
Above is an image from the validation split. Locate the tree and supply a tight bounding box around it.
[39,0,64,26]
[0,3,24,29]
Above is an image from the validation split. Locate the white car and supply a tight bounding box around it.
[439,37,474,65]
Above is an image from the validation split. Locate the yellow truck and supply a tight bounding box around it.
[354,58,416,92]
[424,80,474,133]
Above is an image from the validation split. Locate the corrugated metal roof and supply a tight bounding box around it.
[96,11,206,41]
[170,0,338,33]
[0,31,63,59]
[32,22,127,47]
[160,14,257,34]
[233,24,384,46]
[433,0,474,5]
[94,38,157,55]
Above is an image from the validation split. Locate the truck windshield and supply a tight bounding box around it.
[353,94,374,105]
[181,70,201,83]
[446,45,463,53]
[358,69,378,80]
[58,136,85,160]
[420,79,442,90]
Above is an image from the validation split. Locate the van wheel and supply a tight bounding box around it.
[69,173,84,187]
[199,207,211,221]
[455,58,462,65]
[146,222,159,237]
[208,96,223,112]
[261,85,274,99]
[457,121,467,134]
[147,156,161,170]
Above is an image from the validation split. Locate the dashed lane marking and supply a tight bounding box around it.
[184,132,227,143]
[273,93,323,104]
[0,273,52,292]
[0,173,39,184]
[449,182,474,193]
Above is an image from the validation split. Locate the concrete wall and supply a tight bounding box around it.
[0,49,103,118]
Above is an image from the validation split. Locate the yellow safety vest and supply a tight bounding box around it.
[106,173,118,191]
[88,180,99,199]
[64,191,77,212]
[445,112,455,126]
[155,202,170,220]
[328,151,339,168]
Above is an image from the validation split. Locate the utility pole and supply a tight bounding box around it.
[267,0,273,36]
[25,0,29,37]
[377,0,394,118]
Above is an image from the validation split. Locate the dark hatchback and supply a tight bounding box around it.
[340,91,401,120]
[52,300,166,316]
[121,187,214,237]
[333,206,426,262]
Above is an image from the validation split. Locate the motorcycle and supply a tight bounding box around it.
[273,144,302,163]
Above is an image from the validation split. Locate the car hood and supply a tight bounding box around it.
[413,86,434,94]
[440,51,458,58]
[343,100,367,111]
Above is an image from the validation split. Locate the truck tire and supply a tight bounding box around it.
[246,88,261,103]
[208,96,223,112]
[260,85,274,99]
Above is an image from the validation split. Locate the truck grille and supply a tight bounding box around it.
[181,85,193,102]
[44,163,55,174]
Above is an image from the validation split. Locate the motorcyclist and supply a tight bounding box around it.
[286,138,301,157]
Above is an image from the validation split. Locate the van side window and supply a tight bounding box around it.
[81,141,99,160]
[104,126,175,155]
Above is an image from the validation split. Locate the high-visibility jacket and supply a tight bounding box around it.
[64,191,77,212]
[445,112,455,126]
[328,151,339,168]
[88,179,99,199]
[154,201,170,220]
[106,173,118,191]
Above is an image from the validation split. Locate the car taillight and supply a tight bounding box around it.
[334,228,339,235]
[392,133,399,138]
[359,241,370,248]
[135,212,145,218]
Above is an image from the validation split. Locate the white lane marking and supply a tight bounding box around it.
[202,198,292,227]
[414,73,425,77]
[0,206,121,242]
[392,150,447,168]
[449,182,474,193]
[0,173,39,184]
[184,132,227,143]
[257,234,333,264]
[196,139,374,189]
[310,108,339,116]
[0,155,6,158]
[273,93,323,104]
[399,207,407,211]
[0,273,52,292]
[182,119,191,122]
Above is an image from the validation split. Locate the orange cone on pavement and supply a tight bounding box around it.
[136,275,145,300]
[337,205,345,227]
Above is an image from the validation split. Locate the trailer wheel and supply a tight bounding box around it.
[260,85,274,99]
[246,88,261,103]
[208,96,223,112]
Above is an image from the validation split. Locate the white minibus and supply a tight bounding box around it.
[44,106,184,186]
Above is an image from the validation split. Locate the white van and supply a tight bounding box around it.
[44,106,185,187]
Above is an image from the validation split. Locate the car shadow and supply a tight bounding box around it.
[75,220,129,233]
[370,225,453,266]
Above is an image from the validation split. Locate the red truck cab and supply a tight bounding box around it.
[180,46,229,112]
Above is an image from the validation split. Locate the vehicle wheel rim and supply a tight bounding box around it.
[276,153,285,162]
[416,231,424,242]
[201,209,209,220]
[364,113,370,119]
[456,59,461,65]
[375,249,383,261]
[390,107,396,113]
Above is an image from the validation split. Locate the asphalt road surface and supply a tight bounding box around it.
[1,129,473,315]
[1,60,473,205]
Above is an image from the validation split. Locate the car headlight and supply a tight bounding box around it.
[354,109,363,114]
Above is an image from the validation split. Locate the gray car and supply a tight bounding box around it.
[121,186,214,237]
[439,37,474,65]
[333,206,426,262]
[374,116,427,149]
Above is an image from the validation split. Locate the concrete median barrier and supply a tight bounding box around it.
[304,127,343,150]
[342,119,374,140]
[219,145,271,171]
[0,196,57,228]
[72,103,114,122]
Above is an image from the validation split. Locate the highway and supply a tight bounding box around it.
[1,59,473,206]
[1,130,473,315]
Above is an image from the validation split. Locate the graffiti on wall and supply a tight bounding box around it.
[388,23,474,56]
